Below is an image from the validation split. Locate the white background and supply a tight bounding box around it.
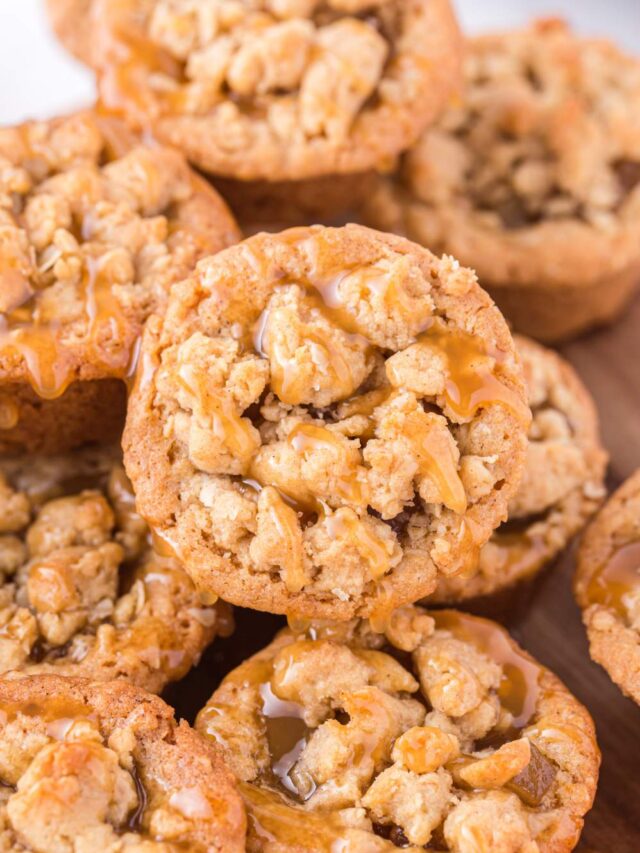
[0,0,639,124]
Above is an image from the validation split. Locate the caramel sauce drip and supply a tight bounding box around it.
[176,365,257,469]
[262,486,308,594]
[1,258,132,399]
[415,323,529,422]
[199,395,258,467]
[294,233,432,339]
[240,783,362,852]
[249,234,434,406]
[249,424,391,582]
[250,237,435,386]
[150,528,181,561]
[585,540,640,617]
[417,444,466,516]
[0,315,73,400]
[0,697,97,737]
[127,762,148,832]
[431,610,542,731]
[340,386,470,520]
[246,463,324,521]
[403,408,467,515]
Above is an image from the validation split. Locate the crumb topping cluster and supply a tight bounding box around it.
[198,606,597,851]
[0,451,226,688]
[0,112,236,398]
[148,0,394,136]
[403,19,640,232]
[435,336,606,600]
[100,0,404,138]
[135,226,528,615]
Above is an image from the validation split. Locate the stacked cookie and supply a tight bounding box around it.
[0,1,638,849]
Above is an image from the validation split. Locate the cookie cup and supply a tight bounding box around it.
[575,470,640,704]
[197,606,599,852]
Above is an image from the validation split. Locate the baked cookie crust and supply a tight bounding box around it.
[364,19,640,342]
[0,447,232,692]
[124,224,530,620]
[197,606,600,852]
[0,674,246,851]
[574,470,640,704]
[0,111,239,452]
[88,0,462,181]
[433,336,607,602]
[0,379,127,456]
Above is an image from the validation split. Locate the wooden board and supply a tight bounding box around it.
[164,291,640,851]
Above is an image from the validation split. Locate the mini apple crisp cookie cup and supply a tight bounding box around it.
[0,448,233,691]
[0,111,240,454]
[123,224,530,620]
[432,335,607,603]
[575,470,640,704]
[197,606,599,852]
[86,0,462,181]
[364,19,640,343]
[0,674,246,851]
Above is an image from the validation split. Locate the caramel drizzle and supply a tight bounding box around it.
[241,783,374,852]
[255,304,360,406]
[0,697,97,732]
[176,365,257,469]
[1,257,132,399]
[262,486,308,594]
[204,639,402,814]
[323,509,391,580]
[414,323,529,422]
[585,540,640,617]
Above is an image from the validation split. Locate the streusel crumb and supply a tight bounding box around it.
[0,447,232,691]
